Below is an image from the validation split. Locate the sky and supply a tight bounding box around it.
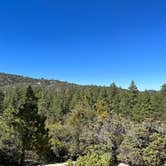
[0,0,166,90]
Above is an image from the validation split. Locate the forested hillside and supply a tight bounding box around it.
[0,73,166,166]
[0,72,74,87]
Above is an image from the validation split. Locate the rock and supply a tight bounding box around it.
[118,163,129,166]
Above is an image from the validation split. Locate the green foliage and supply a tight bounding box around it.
[65,103,95,159]
[0,119,21,165]
[143,133,166,166]
[67,153,112,166]
[66,159,74,166]
[118,136,143,166]
[0,90,4,115]
[12,86,50,165]
[0,72,72,87]
[0,73,166,165]
[49,123,70,162]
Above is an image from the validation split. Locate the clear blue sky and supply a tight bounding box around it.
[0,0,166,90]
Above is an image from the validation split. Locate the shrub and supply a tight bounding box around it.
[66,152,112,166]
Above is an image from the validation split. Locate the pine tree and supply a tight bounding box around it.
[133,91,153,121]
[128,81,139,110]
[0,90,4,115]
[128,80,139,94]
[13,86,50,165]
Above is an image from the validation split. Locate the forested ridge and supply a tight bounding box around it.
[0,73,166,166]
[0,72,76,87]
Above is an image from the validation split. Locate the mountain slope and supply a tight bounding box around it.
[0,72,75,88]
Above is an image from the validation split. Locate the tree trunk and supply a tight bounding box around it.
[20,146,25,166]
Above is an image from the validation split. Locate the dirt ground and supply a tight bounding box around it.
[44,163,67,166]
[44,163,128,166]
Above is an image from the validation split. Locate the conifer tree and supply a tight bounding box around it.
[0,90,4,115]
[128,80,139,110]
[13,86,50,165]
[128,80,139,94]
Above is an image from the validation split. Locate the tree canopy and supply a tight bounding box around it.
[0,73,166,165]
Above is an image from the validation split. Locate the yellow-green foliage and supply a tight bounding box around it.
[66,153,112,166]
[48,123,69,161]
[143,133,166,166]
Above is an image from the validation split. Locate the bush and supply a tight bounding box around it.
[143,133,166,166]
[66,153,112,166]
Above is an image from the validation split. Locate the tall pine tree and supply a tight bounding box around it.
[13,86,50,165]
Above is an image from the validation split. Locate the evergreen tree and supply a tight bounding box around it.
[0,90,4,115]
[159,84,166,122]
[161,84,166,96]
[133,91,153,121]
[12,86,50,165]
[128,80,139,94]
[108,83,120,113]
[128,81,139,110]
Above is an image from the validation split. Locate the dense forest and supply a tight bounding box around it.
[0,73,166,166]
